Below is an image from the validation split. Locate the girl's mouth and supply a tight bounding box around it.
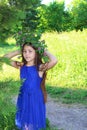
[25,57,30,59]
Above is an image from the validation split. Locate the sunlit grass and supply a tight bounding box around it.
[42,30,87,89]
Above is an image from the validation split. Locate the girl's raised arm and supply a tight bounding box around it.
[39,50,58,72]
[3,50,22,69]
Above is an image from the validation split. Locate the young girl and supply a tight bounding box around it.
[3,42,58,130]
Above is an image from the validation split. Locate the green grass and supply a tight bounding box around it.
[42,30,87,88]
[0,29,87,129]
[47,85,87,104]
[42,29,87,105]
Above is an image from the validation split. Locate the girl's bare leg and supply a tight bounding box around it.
[24,125,29,130]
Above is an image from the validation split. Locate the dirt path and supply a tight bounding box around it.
[46,95,87,130]
[12,95,87,130]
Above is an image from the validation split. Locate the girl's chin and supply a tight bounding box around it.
[24,58,35,62]
[26,60,31,62]
[25,58,31,61]
[25,59,34,63]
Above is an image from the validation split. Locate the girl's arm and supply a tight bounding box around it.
[39,49,58,72]
[39,50,58,103]
[3,50,22,69]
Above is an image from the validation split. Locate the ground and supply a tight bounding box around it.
[12,94,87,130]
[46,95,87,130]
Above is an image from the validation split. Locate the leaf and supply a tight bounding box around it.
[0,57,11,70]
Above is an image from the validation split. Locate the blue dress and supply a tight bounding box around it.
[15,65,46,130]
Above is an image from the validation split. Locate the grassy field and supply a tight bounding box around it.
[42,30,87,88]
[42,30,87,104]
[0,29,87,129]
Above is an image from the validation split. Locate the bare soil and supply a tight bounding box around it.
[46,95,87,130]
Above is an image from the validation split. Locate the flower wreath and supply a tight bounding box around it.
[15,32,49,62]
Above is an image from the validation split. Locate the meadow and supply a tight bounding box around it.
[0,29,87,129]
[42,30,87,104]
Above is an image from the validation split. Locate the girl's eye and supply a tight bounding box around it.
[23,51,26,53]
[29,50,32,53]
[23,50,32,53]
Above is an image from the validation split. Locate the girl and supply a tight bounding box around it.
[3,42,58,130]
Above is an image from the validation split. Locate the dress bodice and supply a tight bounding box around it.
[20,65,43,94]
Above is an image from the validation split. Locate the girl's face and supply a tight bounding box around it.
[23,45,36,63]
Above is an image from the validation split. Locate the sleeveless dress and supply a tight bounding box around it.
[15,65,46,130]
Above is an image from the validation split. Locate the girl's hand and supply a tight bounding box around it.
[39,62,48,71]
[10,61,23,69]
[39,50,58,72]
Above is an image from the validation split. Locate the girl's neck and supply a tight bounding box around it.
[26,61,35,66]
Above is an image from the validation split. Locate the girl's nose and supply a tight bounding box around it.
[26,51,29,55]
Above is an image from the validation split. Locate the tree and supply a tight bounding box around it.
[0,0,41,42]
[62,10,74,31]
[38,1,74,32]
[46,1,65,32]
[0,4,22,41]
[0,0,48,68]
[37,5,48,33]
[68,0,87,31]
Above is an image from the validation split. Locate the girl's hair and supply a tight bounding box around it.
[21,42,47,93]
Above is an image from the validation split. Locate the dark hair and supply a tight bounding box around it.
[21,42,47,95]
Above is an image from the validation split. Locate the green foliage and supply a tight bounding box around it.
[39,1,65,32]
[62,11,74,31]
[0,112,18,130]
[0,4,20,41]
[0,101,51,129]
[15,31,48,58]
[8,0,41,9]
[0,0,49,62]
[37,5,48,32]
[0,57,11,70]
[14,7,49,62]
[0,0,41,42]
[47,1,64,32]
[38,1,73,32]
[0,111,51,130]
[47,85,87,104]
[1,0,87,40]
[22,8,40,31]
[68,0,87,31]
[39,0,87,32]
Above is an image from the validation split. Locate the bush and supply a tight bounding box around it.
[0,111,51,130]
[0,111,18,130]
